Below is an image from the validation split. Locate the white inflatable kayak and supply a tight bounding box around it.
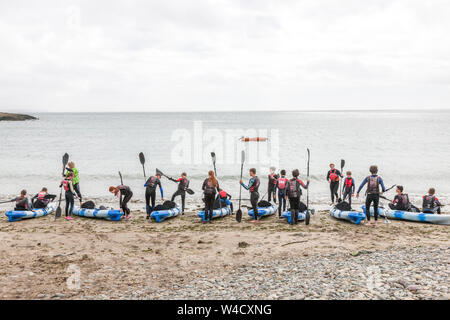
[248,204,278,219]
[5,203,56,222]
[72,207,123,221]
[364,206,450,225]
[198,205,231,221]
[151,206,182,223]
[330,206,366,225]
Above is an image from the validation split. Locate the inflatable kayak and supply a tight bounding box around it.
[5,203,56,222]
[330,207,366,225]
[281,209,315,224]
[364,206,450,225]
[151,206,182,223]
[198,205,231,221]
[72,207,123,221]
[239,137,268,142]
[248,204,278,219]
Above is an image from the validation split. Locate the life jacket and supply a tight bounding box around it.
[15,197,28,210]
[62,179,71,192]
[344,177,353,189]
[422,195,436,209]
[179,178,189,191]
[204,179,216,195]
[366,176,380,194]
[249,176,260,193]
[287,178,300,198]
[277,177,288,190]
[268,173,278,185]
[219,190,227,198]
[329,169,339,182]
[37,191,47,201]
[146,176,158,189]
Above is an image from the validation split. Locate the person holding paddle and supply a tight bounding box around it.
[240,168,260,223]
[11,190,33,211]
[31,187,56,209]
[327,163,343,205]
[60,172,77,220]
[109,185,133,220]
[202,170,219,223]
[144,172,164,219]
[356,165,386,226]
[169,172,190,215]
[65,162,82,204]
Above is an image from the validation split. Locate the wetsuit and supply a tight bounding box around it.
[342,177,355,206]
[218,190,233,212]
[268,173,279,203]
[118,185,133,217]
[286,178,309,224]
[61,178,76,217]
[202,178,218,222]
[276,176,289,216]
[13,196,33,211]
[422,195,441,214]
[144,176,163,216]
[170,177,190,214]
[32,192,56,209]
[66,167,82,202]
[241,176,260,220]
[357,175,386,221]
[327,169,343,203]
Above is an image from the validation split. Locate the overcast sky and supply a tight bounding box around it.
[1,0,449,112]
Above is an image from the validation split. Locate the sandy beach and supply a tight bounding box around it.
[0,198,448,300]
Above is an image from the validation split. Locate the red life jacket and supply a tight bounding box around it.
[219,190,227,198]
[37,191,47,200]
[344,177,353,188]
[62,179,71,192]
[329,169,339,182]
[277,177,288,190]
[269,173,277,185]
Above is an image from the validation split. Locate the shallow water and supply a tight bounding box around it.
[1,111,449,207]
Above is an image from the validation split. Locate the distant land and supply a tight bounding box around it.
[0,112,37,121]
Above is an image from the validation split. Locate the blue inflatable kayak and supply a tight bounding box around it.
[330,206,366,225]
[282,210,306,224]
[151,206,181,223]
[5,203,56,222]
[72,207,123,221]
[198,205,231,221]
[248,204,278,219]
[363,206,450,225]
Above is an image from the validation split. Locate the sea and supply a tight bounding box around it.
[1,111,449,208]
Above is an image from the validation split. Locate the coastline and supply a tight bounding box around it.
[0,112,37,121]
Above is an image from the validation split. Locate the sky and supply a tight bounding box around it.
[0,0,449,112]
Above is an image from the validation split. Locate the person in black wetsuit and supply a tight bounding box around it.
[61,172,78,220]
[144,173,164,219]
[342,171,355,207]
[31,187,56,209]
[169,172,189,215]
[275,170,289,217]
[389,186,411,211]
[202,170,219,223]
[356,165,386,226]
[12,190,33,211]
[285,169,309,225]
[422,188,442,214]
[327,163,343,204]
[109,185,133,220]
[267,167,279,203]
[240,168,260,222]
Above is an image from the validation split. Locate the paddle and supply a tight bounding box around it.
[55,153,69,219]
[119,171,123,185]
[156,168,195,195]
[305,148,311,225]
[337,159,345,203]
[0,200,14,204]
[385,184,397,193]
[139,152,146,179]
[210,152,223,213]
[236,150,245,223]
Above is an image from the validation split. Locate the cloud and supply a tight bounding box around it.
[0,0,449,112]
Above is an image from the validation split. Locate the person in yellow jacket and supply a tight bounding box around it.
[65,161,82,204]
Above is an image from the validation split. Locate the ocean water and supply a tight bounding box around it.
[1,111,449,206]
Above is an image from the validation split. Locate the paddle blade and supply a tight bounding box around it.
[186,188,195,195]
[305,211,310,225]
[241,150,245,164]
[236,209,242,223]
[118,171,123,185]
[211,152,216,163]
[63,153,69,166]
[139,152,145,165]
[55,206,62,219]
[340,159,345,169]
[156,168,164,176]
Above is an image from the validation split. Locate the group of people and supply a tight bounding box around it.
[7,161,444,225]
[326,163,443,226]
